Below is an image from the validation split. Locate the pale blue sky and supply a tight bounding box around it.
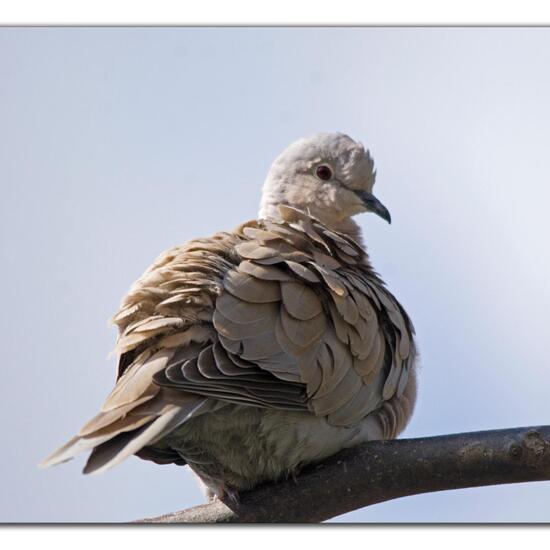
[1,27,550,522]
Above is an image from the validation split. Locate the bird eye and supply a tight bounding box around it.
[315,165,333,181]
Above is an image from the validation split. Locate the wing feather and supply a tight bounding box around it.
[43,208,417,474]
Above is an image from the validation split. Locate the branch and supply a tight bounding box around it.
[136,425,550,523]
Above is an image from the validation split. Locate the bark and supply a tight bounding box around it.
[135,425,550,523]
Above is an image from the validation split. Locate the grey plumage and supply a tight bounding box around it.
[41,132,418,499]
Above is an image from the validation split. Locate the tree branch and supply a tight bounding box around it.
[135,425,550,523]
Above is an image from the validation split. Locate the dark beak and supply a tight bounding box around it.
[355,191,391,224]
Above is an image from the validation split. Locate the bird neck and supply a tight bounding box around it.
[329,217,365,247]
[258,202,365,247]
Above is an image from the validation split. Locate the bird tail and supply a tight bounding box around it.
[39,399,213,474]
[39,348,215,474]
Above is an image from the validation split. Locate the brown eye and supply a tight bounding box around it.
[315,165,332,181]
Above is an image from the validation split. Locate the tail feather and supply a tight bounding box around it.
[83,399,220,474]
[41,398,219,475]
[40,409,161,469]
[83,404,188,474]
[39,433,116,469]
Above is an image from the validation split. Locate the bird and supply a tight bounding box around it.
[41,132,417,501]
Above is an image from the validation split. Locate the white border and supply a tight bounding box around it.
[0,525,546,549]
[1,0,550,25]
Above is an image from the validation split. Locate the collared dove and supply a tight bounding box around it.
[41,132,417,499]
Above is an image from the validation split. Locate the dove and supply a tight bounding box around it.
[41,132,417,500]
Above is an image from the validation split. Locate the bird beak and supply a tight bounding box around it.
[355,191,392,224]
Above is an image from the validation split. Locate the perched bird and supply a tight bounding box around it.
[41,132,417,500]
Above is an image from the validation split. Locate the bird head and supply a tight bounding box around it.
[259,132,390,228]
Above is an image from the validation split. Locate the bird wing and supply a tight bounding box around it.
[41,206,415,473]
[207,205,416,427]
